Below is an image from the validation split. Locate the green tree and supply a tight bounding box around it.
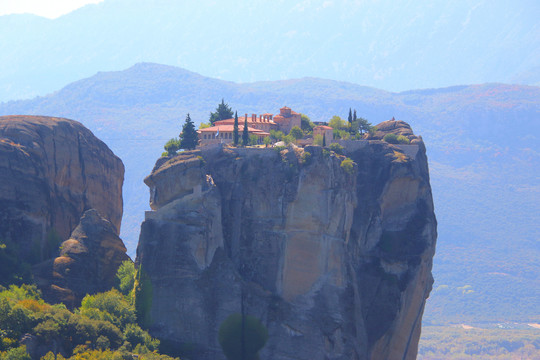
[322,133,326,147]
[356,117,373,135]
[242,116,249,146]
[116,261,135,297]
[218,313,268,360]
[179,113,198,150]
[300,114,314,134]
[163,138,180,156]
[0,345,31,360]
[289,126,303,141]
[353,109,357,123]
[209,99,234,125]
[348,108,352,127]
[329,116,347,130]
[233,111,239,146]
[263,136,272,147]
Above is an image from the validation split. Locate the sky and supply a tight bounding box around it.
[0,0,103,18]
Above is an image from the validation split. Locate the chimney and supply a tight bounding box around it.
[252,114,256,122]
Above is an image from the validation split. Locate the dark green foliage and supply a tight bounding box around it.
[242,116,249,146]
[328,143,344,155]
[356,117,373,135]
[180,113,198,150]
[45,229,62,260]
[233,111,239,146]
[322,133,326,147]
[164,138,181,156]
[0,238,33,287]
[383,133,399,144]
[116,261,135,297]
[209,99,234,125]
[348,108,352,126]
[134,266,153,329]
[300,114,314,134]
[218,313,268,360]
[288,126,303,140]
[300,151,312,165]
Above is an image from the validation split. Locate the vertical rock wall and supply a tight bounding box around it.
[136,123,436,360]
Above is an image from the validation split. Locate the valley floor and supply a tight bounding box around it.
[418,324,540,359]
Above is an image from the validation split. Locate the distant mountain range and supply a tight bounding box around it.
[0,0,539,101]
[0,62,538,325]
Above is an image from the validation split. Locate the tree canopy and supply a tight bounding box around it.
[180,113,198,150]
[242,116,249,146]
[209,99,234,125]
[233,111,239,146]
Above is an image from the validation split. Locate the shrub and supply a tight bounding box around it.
[328,143,344,155]
[397,135,410,144]
[313,134,324,146]
[300,151,312,165]
[289,126,303,140]
[383,133,399,144]
[340,158,356,174]
[218,313,268,360]
[163,138,180,156]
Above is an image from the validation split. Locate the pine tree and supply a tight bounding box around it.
[242,116,249,146]
[350,109,357,135]
[209,99,234,125]
[180,113,198,150]
[322,133,326,147]
[233,111,239,146]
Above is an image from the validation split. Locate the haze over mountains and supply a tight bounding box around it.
[0,62,538,325]
[0,0,539,102]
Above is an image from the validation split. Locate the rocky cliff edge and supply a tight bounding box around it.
[136,120,437,360]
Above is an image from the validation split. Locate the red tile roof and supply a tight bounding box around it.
[314,125,333,130]
[198,125,269,136]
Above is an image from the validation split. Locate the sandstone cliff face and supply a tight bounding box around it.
[0,116,124,258]
[33,209,130,307]
[136,122,436,360]
[0,116,126,303]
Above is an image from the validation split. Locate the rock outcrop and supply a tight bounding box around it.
[33,209,130,307]
[136,122,436,360]
[0,115,126,302]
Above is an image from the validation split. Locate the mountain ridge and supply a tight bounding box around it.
[1,0,538,101]
[0,62,538,325]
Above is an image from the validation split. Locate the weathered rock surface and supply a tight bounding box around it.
[33,209,130,307]
[0,115,126,302]
[136,122,436,360]
[0,115,123,254]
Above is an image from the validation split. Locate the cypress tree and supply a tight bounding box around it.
[233,111,239,146]
[322,133,326,147]
[348,108,353,126]
[242,115,249,146]
[353,109,357,122]
[180,113,198,150]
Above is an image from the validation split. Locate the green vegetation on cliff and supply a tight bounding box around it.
[0,262,177,360]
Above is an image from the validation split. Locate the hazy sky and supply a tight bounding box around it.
[0,0,103,18]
